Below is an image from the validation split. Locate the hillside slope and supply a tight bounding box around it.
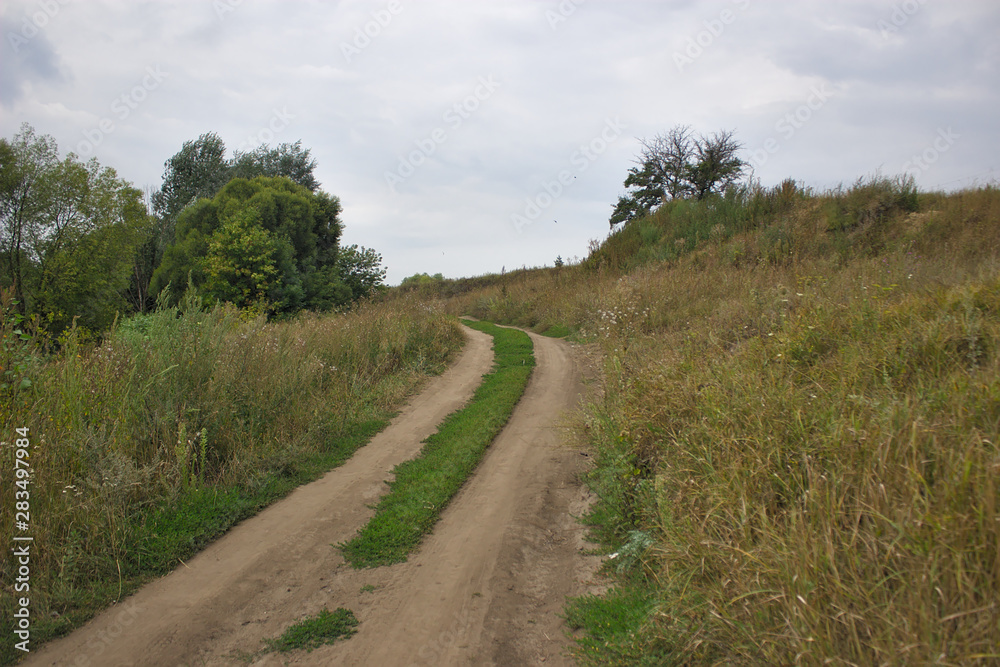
[427,178,1000,664]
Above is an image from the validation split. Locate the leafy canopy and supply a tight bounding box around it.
[152,176,349,314]
[151,133,319,227]
[1,123,152,335]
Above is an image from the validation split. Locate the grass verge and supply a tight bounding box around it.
[263,607,359,653]
[339,320,534,567]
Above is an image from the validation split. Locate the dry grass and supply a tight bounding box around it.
[434,182,1000,664]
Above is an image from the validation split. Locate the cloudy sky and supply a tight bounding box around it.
[2,1,997,284]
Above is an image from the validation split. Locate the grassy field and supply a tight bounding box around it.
[341,319,534,567]
[0,293,463,664]
[426,178,1000,664]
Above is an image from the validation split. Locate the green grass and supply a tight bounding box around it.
[339,320,534,567]
[539,323,573,338]
[564,586,666,666]
[263,607,359,653]
[125,418,388,577]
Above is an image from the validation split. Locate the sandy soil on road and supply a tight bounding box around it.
[24,327,599,667]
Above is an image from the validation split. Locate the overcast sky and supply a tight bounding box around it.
[2,0,997,284]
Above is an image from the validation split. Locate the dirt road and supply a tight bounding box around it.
[24,326,597,666]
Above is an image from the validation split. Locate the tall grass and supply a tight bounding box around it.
[0,294,462,662]
[428,181,1000,663]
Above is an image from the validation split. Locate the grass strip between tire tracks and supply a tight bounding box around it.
[340,320,535,568]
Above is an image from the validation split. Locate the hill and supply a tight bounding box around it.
[412,176,1000,664]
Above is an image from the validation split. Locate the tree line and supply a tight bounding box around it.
[0,124,385,339]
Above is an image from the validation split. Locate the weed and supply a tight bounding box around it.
[263,607,359,653]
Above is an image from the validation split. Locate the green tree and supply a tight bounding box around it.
[152,176,345,314]
[202,208,279,308]
[151,132,229,230]
[140,135,325,312]
[0,123,59,312]
[610,126,746,228]
[609,161,663,228]
[230,141,319,192]
[1,124,152,335]
[337,245,387,301]
[400,272,445,288]
[688,129,746,200]
[152,134,321,230]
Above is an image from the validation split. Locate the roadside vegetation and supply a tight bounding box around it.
[426,176,1000,664]
[0,294,462,665]
[0,122,434,665]
[341,320,534,567]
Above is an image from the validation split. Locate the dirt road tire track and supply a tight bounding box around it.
[23,326,597,666]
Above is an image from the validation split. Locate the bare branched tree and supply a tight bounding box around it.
[639,125,695,202]
[689,129,745,200]
[610,125,747,227]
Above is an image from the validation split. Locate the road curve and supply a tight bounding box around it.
[23,327,597,666]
